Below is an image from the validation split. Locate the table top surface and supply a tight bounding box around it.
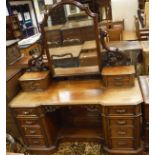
[102,65,135,75]
[9,78,143,108]
[6,153,24,155]
[106,41,142,51]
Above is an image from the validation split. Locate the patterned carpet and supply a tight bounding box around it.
[7,141,104,155]
[52,142,104,155]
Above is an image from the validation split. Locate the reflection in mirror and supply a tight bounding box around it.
[43,2,101,77]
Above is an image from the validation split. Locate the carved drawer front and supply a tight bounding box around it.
[109,118,134,126]
[110,127,134,137]
[22,127,42,136]
[14,108,38,117]
[18,118,40,126]
[105,75,134,87]
[26,137,46,147]
[106,106,134,115]
[111,138,134,149]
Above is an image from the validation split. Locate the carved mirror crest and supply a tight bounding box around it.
[40,0,102,77]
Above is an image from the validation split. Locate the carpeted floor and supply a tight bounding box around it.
[52,142,104,155]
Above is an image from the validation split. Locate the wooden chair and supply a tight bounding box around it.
[107,27,123,41]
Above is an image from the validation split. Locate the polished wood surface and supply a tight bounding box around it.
[82,40,96,51]
[102,65,135,75]
[9,78,142,108]
[18,71,50,81]
[18,71,50,92]
[49,45,82,58]
[6,153,24,155]
[102,66,135,87]
[122,31,138,41]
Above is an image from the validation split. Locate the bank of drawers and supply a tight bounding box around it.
[103,105,141,150]
[14,108,46,147]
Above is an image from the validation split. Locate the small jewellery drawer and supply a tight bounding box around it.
[105,75,134,87]
[111,138,134,149]
[22,127,42,136]
[106,106,134,115]
[14,108,38,117]
[26,137,46,147]
[110,127,134,137]
[18,118,40,126]
[109,118,134,126]
[107,75,130,82]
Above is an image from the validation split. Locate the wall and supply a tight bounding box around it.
[111,0,138,31]
[33,0,44,23]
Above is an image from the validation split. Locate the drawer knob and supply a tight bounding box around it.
[118,142,127,146]
[116,109,126,114]
[25,121,33,125]
[29,130,36,134]
[118,131,126,135]
[117,120,127,125]
[23,111,30,115]
[33,140,40,144]
[114,77,123,80]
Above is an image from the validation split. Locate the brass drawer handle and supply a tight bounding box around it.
[117,120,127,125]
[116,109,126,114]
[33,140,40,144]
[118,142,127,146]
[114,82,123,86]
[25,121,33,125]
[29,130,36,134]
[118,131,126,135]
[113,77,123,80]
[23,111,30,115]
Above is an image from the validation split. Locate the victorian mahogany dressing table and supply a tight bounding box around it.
[9,1,144,154]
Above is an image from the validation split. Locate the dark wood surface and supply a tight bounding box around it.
[6,68,24,138]
[138,76,149,151]
[9,78,143,154]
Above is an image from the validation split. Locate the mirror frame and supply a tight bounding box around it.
[40,0,102,77]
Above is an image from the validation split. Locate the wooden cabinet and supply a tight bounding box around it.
[6,40,21,66]
[9,79,144,155]
[102,66,135,87]
[102,105,143,154]
[6,15,23,40]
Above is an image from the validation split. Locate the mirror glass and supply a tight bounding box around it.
[44,4,99,76]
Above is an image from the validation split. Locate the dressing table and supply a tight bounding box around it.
[9,1,144,154]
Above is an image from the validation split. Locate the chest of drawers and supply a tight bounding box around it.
[102,105,143,154]
[102,66,135,87]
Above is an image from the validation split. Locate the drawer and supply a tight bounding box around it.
[109,118,134,126]
[14,108,38,117]
[26,137,46,147]
[106,106,135,115]
[18,118,40,126]
[111,138,134,149]
[107,75,130,82]
[110,127,134,137]
[22,127,42,136]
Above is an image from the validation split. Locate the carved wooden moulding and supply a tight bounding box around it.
[18,71,50,91]
[102,65,135,87]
